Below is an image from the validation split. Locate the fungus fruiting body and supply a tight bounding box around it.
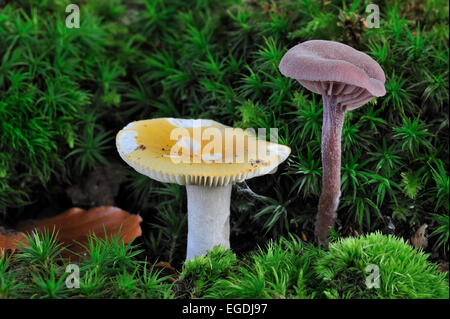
[116,118,290,260]
[279,40,386,247]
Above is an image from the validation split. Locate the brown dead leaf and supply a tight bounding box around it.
[16,206,143,260]
[0,226,27,255]
[411,224,428,250]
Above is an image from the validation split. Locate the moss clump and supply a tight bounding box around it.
[179,246,238,298]
[314,232,449,299]
[1,232,448,299]
[0,231,175,299]
[178,233,448,299]
[182,235,323,299]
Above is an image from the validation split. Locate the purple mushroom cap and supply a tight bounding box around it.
[279,40,386,110]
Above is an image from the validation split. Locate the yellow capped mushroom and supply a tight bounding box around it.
[116,118,291,260]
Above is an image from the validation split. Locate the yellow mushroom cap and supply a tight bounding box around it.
[116,118,291,187]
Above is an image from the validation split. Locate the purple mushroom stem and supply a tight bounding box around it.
[316,95,346,247]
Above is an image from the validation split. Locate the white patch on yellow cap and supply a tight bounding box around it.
[118,131,138,155]
[123,122,135,130]
[267,144,291,162]
[167,118,212,128]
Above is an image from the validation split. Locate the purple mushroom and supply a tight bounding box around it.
[279,40,386,246]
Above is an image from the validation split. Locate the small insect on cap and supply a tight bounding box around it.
[116,118,291,187]
[279,40,386,110]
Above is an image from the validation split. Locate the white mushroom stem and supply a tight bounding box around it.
[185,184,232,261]
[315,95,346,247]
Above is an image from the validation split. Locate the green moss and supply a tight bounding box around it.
[1,231,174,299]
[314,232,449,299]
[1,232,447,299]
[187,235,323,299]
[179,233,448,299]
[180,246,238,298]
[0,1,133,214]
